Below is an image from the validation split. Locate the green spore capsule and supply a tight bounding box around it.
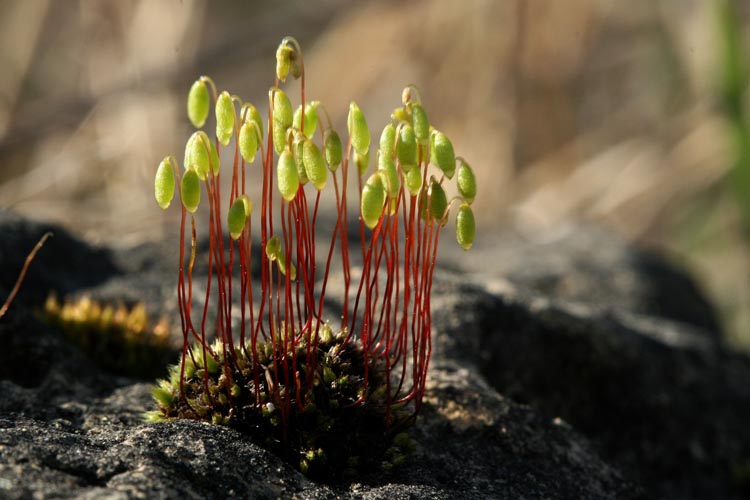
[456,203,475,250]
[293,102,319,139]
[361,172,387,229]
[456,159,477,204]
[294,136,309,185]
[428,179,448,223]
[379,123,396,159]
[277,148,300,202]
[276,42,293,82]
[239,121,259,163]
[266,235,281,261]
[181,168,201,213]
[278,253,297,280]
[404,165,422,196]
[347,101,370,156]
[324,129,343,171]
[431,131,456,179]
[187,79,209,129]
[215,91,235,146]
[411,103,429,143]
[303,139,327,191]
[377,153,400,198]
[354,149,369,177]
[391,106,411,123]
[272,119,288,154]
[184,131,210,180]
[227,195,251,240]
[245,104,264,142]
[154,157,175,210]
[273,89,293,129]
[397,124,418,172]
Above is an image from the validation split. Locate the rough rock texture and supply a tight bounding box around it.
[0,210,747,499]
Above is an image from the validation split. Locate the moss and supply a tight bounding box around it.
[40,294,174,379]
[149,328,414,482]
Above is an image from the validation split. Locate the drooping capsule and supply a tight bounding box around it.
[411,103,429,143]
[428,179,448,223]
[277,148,299,202]
[293,102,319,139]
[303,139,327,191]
[294,135,309,185]
[266,235,281,261]
[361,172,387,229]
[377,153,400,199]
[184,131,210,180]
[323,129,343,171]
[154,157,175,210]
[215,91,235,146]
[404,165,423,196]
[227,195,252,240]
[239,121,259,163]
[379,123,396,159]
[245,104,264,142]
[276,42,293,82]
[347,102,370,156]
[187,79,209,129]
[456,203,475,250]
[354,149,369,177]
[456,159,477,204]
[396,123,417,172]
[272,89,293,129]
[181,168,201,213]
[431,130,456,179]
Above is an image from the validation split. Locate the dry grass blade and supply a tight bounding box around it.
[0,231,53,319]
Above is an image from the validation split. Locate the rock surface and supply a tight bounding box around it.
[0,210,747,499]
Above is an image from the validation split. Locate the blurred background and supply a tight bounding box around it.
[0,1,747,346]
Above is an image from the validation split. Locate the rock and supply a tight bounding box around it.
[442,225,750,500]
[1,212,744,499]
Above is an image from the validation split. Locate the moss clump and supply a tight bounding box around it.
[147,326,414,482]
[41,294,174,379]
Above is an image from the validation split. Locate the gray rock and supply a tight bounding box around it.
[3,212,743,499]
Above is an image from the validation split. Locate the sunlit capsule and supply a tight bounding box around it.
[377,153,400,198]
[276,42,293,82]
[456,159,477,204]
[215,91,234,146]
[428,179,448,223]
[227,195,251,240]
[245,104,264,142]
[347,101,370,156]
[391,106,410,123]
[456,203,475,250]
[272,119,287,154]
[411,103,429,143]
[277,148,299,202]
[361,172,387,229]
[273,89,293,129]
[187,79,209,129]
[293,102,319,139]
[323,129,343,171]
[354,149,369,177]
[294,135,309,185]
[239,121,258,164]
[303,139,327,191]
[184,131,210,180]
[154,157,175,210]
[397,124,417,172]
[431,131,456,179]
[404,166,422,196]
[181,168,201,213]
[379,123,396,158]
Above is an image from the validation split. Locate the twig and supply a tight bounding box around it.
[0,232,53,319]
